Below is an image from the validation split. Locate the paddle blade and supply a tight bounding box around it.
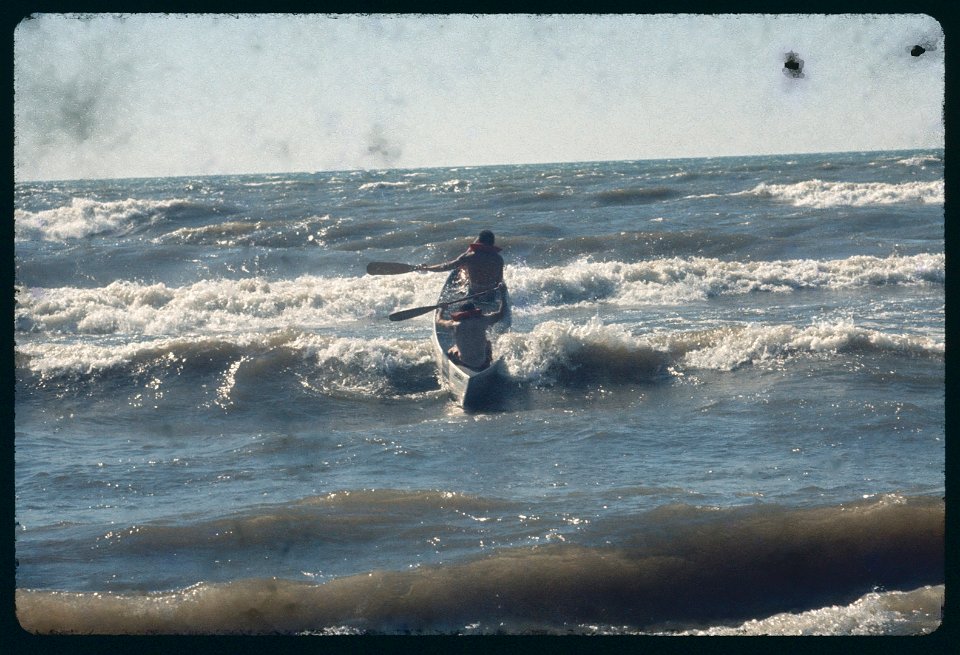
[367,262,417,275]
[388,304,439,321]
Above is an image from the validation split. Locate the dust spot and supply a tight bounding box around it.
[365,124,402,166]
[783,51,804,79]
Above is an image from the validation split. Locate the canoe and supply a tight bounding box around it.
[431,270,510,409]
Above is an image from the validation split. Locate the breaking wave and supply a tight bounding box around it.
[896,154,942,167]
[509,253,943,307]
[16,316,942,396]
[16,255,941,339]
[16,494,943,634]
[358,181,410,191]
[497,318,942,382]
[14,250,943,394]
[14,197,220,241]
[659,320,944,372]
[742,179,943,208]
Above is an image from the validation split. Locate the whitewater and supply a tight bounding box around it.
[14,149,944,635]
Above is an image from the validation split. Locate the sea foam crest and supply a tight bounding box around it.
[358,181,409,191]
[15,273,439,337]
[674,585,943,636]
[509,253,943,308]
[672,321,944,371]
[15,328,434,393]
[14,197,200,241]
[433,179,471,192]
[744,179,943,208]
[15,316,944,395]
[497,317,942,382]
[15,253,943,339]
[15,331,283,378]
[896,155,942,167]
[498,318,670,384]
[290,332,436,397]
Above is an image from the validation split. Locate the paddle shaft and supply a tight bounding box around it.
[388,287,499,322]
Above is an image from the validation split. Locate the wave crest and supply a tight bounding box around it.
[744,179,943,208]
[668,321,943,371]
[510,253,943,308]
[15,197,215,241]
[16,495,943,634]
[499,319,670,384]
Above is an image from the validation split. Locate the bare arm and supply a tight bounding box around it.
[417,253,467,273]
[485,288,507,325]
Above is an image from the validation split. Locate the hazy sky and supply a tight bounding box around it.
[14,13,945,181]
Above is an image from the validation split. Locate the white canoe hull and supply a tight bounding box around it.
[431,271,509,409]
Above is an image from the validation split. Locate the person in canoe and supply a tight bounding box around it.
[436,286,507,370]
[415,230,505,296]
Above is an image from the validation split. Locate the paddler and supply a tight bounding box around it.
[415,230,505,295]
[436,286,507,370]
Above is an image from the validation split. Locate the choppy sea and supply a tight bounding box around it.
[13,150,945,636]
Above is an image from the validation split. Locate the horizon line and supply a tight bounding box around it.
[15,146,944,185]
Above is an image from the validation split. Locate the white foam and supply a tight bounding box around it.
[743,179,943,208]
[677,321,943,371]
[508,253,943,308]
[434,179,471,192]
[15,197,198,241]
[289,332,434,396]
[15,253,942,340]
[15,328,433,389]
[358,181,409,191]
[16,273,439,337]
[896,155,942,167]
[241,180,297,187]
[494,316,943,381]
[497,318,649,381]
[19,313,940,385]
[15,254,943,379]
[675,585,943,636]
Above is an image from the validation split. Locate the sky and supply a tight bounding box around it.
[13,13,945,181]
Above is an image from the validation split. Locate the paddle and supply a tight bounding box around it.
[367,261,419,275]
[388,288,497,322]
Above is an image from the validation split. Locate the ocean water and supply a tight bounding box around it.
[14,150,944,635]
